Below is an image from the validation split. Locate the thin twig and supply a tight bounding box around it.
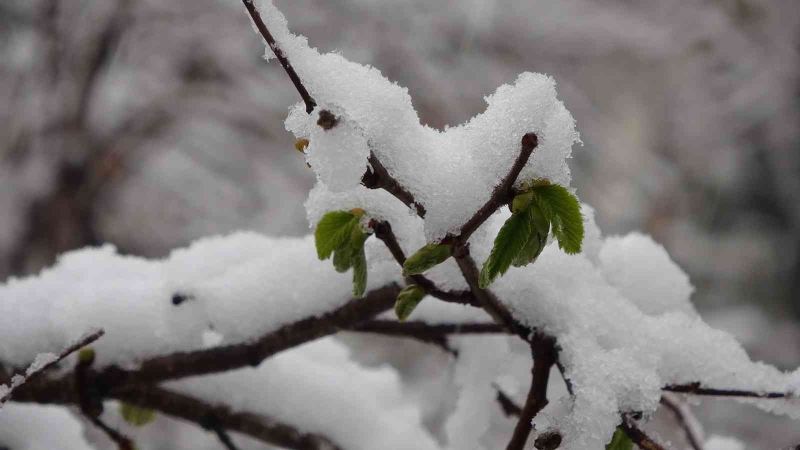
[90,285,399,388]
[362,152,427,217]
[212,424,241,450]
[241,0,317,113]
[661,393,704,450]
[452,250,530,338]
[494,385,523,417]
[664,383,791,399]
[620,415,667,450]
[506,335,557,450]
[445,132,538,245]
[113,386,340,450]
[370,220,478,306]
[0,328,104,404]
[86,414,135,450]
[351,320,505,336]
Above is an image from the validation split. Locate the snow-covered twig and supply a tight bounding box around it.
[370,219,478,305]
[0,328,104,404]
[661,393,705,450]
[664,382,793,399]
[506,335,557,450]
[90,285,399,387]
[620,415,667,450]
[445,132,539,246]
[240,0,316,113]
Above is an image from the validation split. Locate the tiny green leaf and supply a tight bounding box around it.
[533,184,584,254]
[403,243,453,276]
[78,347,95,364]
[352,245,367,297]
[120,403,156,427]
[479,210,533,288]
[605,428,633,450]
[511,203,550,267]
[394,284,426,321]
[332,245,354,272]
[511,191,534,213]
[315,211,357,260]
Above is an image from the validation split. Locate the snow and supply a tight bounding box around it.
[0,233,400,369]
[0,403,93,450]
[267,0,580,242]
[0,2,798,449]
[171,338,441,450]
[705,435,745,450]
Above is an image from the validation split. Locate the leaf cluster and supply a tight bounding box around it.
[315,209,370,297]
[479,182,583,287]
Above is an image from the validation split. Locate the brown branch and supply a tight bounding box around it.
[664,382,792,399]
[452,249,530,338]
[213,425,241,450]
[494,386,523,417]
[0,328,104,404]
[445,132,538,245]
[362,152,427,217]
[85,414,135,450]
[114,385,339,450]
[351,320,504,354]
[620,415,667,450]
[241,0,316,113]
[351,320,505,336]
[370,220,478,305]
[661,393,704,450]
[87,284,399,389]
[506,335,557,450]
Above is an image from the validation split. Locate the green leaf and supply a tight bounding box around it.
[511,203,550,267]
[352,245,367,297]
[533,184,584,254]
[605,428,633,450]
[315,211,357,260]
[394,285,426,321]
[120,402,156,427]
[403,243,453,276]
[479,209,533,288]
[332,245,354,272]
[511,191,534,213]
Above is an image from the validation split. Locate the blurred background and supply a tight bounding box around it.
[0,0,798,446]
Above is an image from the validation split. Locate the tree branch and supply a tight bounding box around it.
[506,334,557,450]
[212,425,241,450]
[241,0,317,113]
[661,393,704,450]
[446,132,538,245]
[370,220,478,306]
[113,385,340,450]
[362,152,427,217]
[0,328,104,404]
[664,383,792,399]
[93,285,399,388]
[620,415,667,450]
[452,249,530,339]
[494,386,523,418]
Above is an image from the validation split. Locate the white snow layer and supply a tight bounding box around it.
[1,2,798,449]
[0,233,399,369]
